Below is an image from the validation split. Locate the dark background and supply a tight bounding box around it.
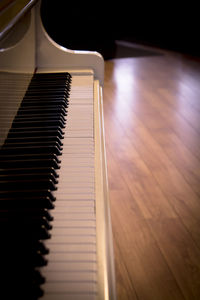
[41,1,200,59]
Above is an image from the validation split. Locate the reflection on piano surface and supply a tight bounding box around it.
[0,1,116,299]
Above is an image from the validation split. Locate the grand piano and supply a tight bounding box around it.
[0,1,116,299]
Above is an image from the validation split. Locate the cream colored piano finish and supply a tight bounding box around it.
[0,1,116,299]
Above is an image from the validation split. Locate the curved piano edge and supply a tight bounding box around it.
[35,0,104,86]
[94,80,117,300]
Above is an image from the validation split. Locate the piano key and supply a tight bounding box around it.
[0,158,60,169]
[9,125,64,134]
[45,234,96,245]
[0,153,61,164]
[0,178,57,191]
[14,114,66,122]
[0,215,52,232]
[2,141,63,151]
[41,294,97,300]
[42,262,97,272]
[11,119,66,129]
[4,136,63,147]
[7,129,64,139]
[0,208,53,222]
[14,115,66,124]
[0,145,62,155]
[43,282,97,294]
[0,189,56,202]
[20,100,68,108]
[42,271,96,282]
[0,172,58,185]
[0,167,59,178]
[16,106,67,116]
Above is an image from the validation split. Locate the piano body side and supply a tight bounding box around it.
[94,81,116,300]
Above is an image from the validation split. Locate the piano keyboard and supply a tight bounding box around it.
[0,71,106,300]
[41,73,98,299]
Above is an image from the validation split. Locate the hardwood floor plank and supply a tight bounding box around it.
[148,219,200,300]
[110,189,184,300]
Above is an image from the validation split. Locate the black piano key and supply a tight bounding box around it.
[0,178,57,191]
[7,129,64,139]
[30,76,71,83]
[11,119,66,129]
[9,125,64,134]
[32,252,48,267]
[0,167,59,178]
[25,88,69,96]
[0,172,58,185]
[0,207,53,222]
[0,213,52,232]
[0,189,56,202]
[0,145,62,156]
[0,197,54,209]
[0,153,61,163]
[3,136,63,147]
[20,100,68,108]
[17,106,68,115]
[32,270,46,284]
[14,114,66,124]
[32,72,71,80]
[2,140,63,151]
[17,106,67,116]
[14,113,66,120]
[0,158,60,169]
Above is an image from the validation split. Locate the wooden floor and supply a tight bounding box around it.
[103,48,200,300]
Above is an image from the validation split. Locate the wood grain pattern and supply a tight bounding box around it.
[104,51,200,299]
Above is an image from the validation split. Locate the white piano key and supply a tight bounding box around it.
[47,252,96,262]
[62,137,93,145]
[52,220,96,229]
[56,167,94,173]
[50,227,96,236]
[42,294,97,300]
[46,243,96,253]
[54,200,95,207]
[45,234,96,245]
[43,271,96,282]
[61,147,94,154]
[54,194,95,200]
[60,157,94,164]
[53,202,94,209]
[52,205,94,213]
[55,189,94,195]
[42,262,97,272]
[50,213,96,220]
[43,282,97,294]
[57,177,95,184]
[56,183,94,190]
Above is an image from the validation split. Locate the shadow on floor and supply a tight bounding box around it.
[109,40,164,60]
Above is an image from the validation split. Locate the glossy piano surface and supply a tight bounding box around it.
[0,1,115,300]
